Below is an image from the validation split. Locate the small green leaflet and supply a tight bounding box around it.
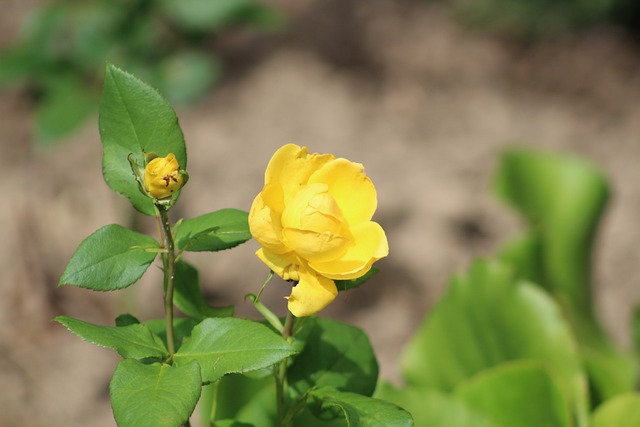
[59,224,159,291]
[310,387,414,427]
[55,316,167,360]
[175,209,251,252]
[335,268,379,292]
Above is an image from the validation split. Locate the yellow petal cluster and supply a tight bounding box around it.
[143,153,184,199]
[249,144,389,317]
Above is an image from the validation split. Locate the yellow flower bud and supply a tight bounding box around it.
[143,153,184,199]
[249,144,389,317]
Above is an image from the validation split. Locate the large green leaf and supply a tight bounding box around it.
[591,393,640,427]
[175,209,251,252]
[455,361,571,427]
[401,260,588,426]
[99,63,187,215]
[110,359,201,427]
[287,317,378,398]
[494,148,636,400]
[310,387,413,427]
[494,148,606,321]
[173,318,296,383]
[287,318,378,396]
[59,224,159,291]
[375,382,496,427]
[174,260,234,320]
[55,316,167,360]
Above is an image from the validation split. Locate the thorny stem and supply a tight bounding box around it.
[158,206,176,359]
[275,310,296,427]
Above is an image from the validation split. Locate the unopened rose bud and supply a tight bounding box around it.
[143,153,185,199]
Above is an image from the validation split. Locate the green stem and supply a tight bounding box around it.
[158,206,176,359]
[275,311,296,426]
[209,381,221,426]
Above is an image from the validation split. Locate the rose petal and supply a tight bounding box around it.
[249,194,289,254]
[308,158,377,225]
[283,228,351,263]
[309,221,388,280]
[255,248,307,283]
[262,144,334,212]
[287,268,338,317]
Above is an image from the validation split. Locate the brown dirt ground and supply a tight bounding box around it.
[1,0,640,426]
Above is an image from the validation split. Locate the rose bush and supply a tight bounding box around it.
[249,144,389,317]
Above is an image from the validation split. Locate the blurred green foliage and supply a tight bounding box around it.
[380,148,640,427]
[0,0,283,145]
[448,0,640,38]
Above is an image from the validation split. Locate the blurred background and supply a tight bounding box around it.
[1,0,640,425]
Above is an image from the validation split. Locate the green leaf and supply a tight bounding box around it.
[401,260,588,426]
[99,63,187,215]
[156,50,221,104]
[59,224,159,291]
[335,268,379,292]
[174,260,234,320]
[115,313,140,327]
[175,209,251,252]
[0,47,45,85]
[310,387,413,427]
[159,0,268,32]
[494,148,636,401]
[375,382,496,427]
[55,316,167,360]
[206,374,274,423]
[494,148,607,322]
[215,421,255,427]
[145,317,199,353]
[288,317,378,398]
[591,393,640,427]
[173,318,296,383]
[455,361,571,427]
[110,359,201,427]
[35,75,99,144]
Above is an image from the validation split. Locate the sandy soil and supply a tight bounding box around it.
[1,0,640,426]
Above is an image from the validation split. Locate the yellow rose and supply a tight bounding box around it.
[143,153,184,199]
[249,144,389,317]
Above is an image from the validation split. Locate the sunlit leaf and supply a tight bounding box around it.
[175,209,251,252]
[591,393,640,427]
[455,361,571,427]
[401,260,588,426]
[59,224,159,291]
[173,318,296,383]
